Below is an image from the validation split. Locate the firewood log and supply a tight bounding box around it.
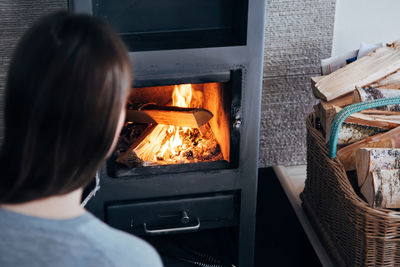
[356,148,400,187]
[314,102,337,138]
[353,87,400,112]
[314,41,400,101]
[359,110,400,115]
[319,105,392,143]
[360,169,400,209]
[343,112,400,129]
[312,77,353,107]
[314,99,400,145]
[116,124,157,167]
[126,104,213,128]
[314,95,361,138]
[335,123,386,146]
[369,69,400,89]
[311,76,324,88]
[337,126,400,171]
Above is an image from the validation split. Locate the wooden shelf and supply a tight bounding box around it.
[272,165,335,267]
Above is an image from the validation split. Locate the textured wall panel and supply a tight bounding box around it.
[259,76,318,166]
[263,0,336,78]
[260,0,336,166]
[0,0,68,145]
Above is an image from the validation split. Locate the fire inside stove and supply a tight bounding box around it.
[115,82,230,168]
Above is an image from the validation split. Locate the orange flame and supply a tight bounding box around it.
[136,84,202,163]
[173,84,192,108]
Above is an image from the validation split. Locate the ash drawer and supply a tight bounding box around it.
[106,192,238,235]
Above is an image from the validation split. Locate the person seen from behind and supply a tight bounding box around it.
[0,11,163,267]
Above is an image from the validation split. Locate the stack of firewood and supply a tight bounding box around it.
[313,40,400,209]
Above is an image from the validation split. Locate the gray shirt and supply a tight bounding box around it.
[0,208,163,267]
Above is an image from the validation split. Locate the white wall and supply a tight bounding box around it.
[332,0,400,57]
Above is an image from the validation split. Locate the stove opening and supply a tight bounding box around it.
[108,73,241,178]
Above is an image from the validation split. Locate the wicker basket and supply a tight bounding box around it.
[301,112,400,267]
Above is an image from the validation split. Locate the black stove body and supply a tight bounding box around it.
[71,1,265,266]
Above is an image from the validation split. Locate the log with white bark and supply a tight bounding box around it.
[337,126,400,171]
[322,106,395,144]
[360,169,400,209]
[314,41,400,101]
[353,87,400,112]
[336,105,400,135]
[335,123,386,146]
[314,98,376,142]
[355,148,400,187]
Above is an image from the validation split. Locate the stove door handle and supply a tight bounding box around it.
[143,218,200,235]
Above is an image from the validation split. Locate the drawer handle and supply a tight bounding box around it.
[143,218,200,235]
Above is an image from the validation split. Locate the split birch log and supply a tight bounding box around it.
[359,109,400,116]
[369,70,400,89]
[337,126,400,171]
[335,123,386,146]
[360,169,400,209]
[355,148,400,187]
[116,124,157,168]
[312,77,353,106]
[321,105,394,144]
[314,102,337,138]
[126,104,213,128]
[335,105,400,131]
[343,112,400,129]
[353,87,400,111]
[314,94,361,138]
[311,76,324,87]
[314,41,400,101]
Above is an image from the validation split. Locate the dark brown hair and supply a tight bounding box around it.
[0,11,131,203]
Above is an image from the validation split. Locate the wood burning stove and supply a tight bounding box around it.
[71,1,265,266]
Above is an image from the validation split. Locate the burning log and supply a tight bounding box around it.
[116,83,225,168]
[356,148,400,187]
[115,124,157,168]
[337,126,400,171]
[116,122,223,168]
[314,41,400,101]
[126,104,213,128]
[360,169,400,209]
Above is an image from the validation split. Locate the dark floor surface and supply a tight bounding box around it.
[255,168,322,267]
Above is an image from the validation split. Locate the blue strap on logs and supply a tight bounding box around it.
[329,96,400,159]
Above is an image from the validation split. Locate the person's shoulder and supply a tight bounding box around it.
[78,213,163,267]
